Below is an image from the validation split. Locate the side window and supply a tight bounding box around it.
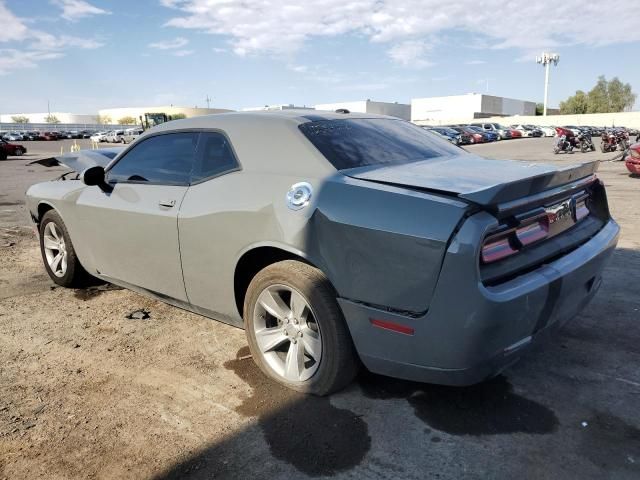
[107,132,199,185]
[192,132,239,182]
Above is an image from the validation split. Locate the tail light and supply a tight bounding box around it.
[481,215,549,263]
[481,190,592,264]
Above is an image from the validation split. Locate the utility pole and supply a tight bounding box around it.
[536,53,560,116]
[205,95,212,109]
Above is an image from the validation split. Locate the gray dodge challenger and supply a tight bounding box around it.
[26,110,619,395]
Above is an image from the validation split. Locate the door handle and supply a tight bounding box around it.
[158,199,176,208]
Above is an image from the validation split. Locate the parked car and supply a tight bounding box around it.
[423,127,463,145]
[625,143,640,175]
[3,132,23,141]
[450,126,484,144]
[105,130,125,143]
[26,111,619,395]
[0,139,27,158]
[536,126,556,137]
[37,131,59,141]
[90,131,110,143]
[508,129,523,139]
[470,122,512,140]
[23,131,40,140]
[122,128,144,144]
[465,126,498,142]
[512,125,543,138]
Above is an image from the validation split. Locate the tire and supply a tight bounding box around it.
[581,141,588,153]
[14,148,23,156]
[244,260,359,396]
[39,210,92,287]
[0,150,6,160]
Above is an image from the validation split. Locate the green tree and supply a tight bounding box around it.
[45,114,61,124]
[118,116,137,125]
[587,76,610,113]
[559,90,589,114]
[535,103,544,116]
[559,76,636,114]
[11,115,29,124]
[94,114,112,125]
[171,113,187,120]
[607,77,636,112]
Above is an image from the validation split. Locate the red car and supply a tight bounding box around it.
[508,129,523,138]
[0,139,27,159]
[625,143,640,175]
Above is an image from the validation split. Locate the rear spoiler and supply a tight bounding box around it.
[458,160,599,207]
[27,147,124,172]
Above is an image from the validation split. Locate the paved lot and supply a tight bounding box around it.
[0,137,638,479]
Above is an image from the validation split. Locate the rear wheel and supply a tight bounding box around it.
[39,210,92,287]
[14,148,23,156]
[244,260,359,395]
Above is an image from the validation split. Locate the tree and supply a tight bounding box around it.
[94,114,112,125]
[45,114,61,124]
[587,76,610,113]
[118,116,137,125]
[559,76,636,114]
[559,90,589,114]
[535,103,544,116]
[171,113,187,120]
[11,115,29,124]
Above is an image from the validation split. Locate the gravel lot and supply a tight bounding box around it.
[0,137,639,480]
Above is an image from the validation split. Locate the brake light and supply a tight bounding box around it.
[481,216,550,264]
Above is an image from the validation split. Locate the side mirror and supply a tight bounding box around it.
[81,166,112,192]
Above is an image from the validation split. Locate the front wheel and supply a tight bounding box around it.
[39,210,92,287]
[581,141,589,153]
[244,260,359,395]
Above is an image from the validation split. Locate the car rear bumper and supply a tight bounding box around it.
[338,218,619,386]
[625,158,640,174]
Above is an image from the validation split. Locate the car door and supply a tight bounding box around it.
[74,132,200,302]
[177,131,243,323]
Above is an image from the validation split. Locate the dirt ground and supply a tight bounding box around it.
[1,138,639,480]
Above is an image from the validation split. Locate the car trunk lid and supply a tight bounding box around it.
[343,154,599,208]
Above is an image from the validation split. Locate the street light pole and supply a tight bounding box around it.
[536,52,560,116]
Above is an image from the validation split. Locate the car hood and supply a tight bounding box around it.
[28,148,124,172]
[343,153,599,206]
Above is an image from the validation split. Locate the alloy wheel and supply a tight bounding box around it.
[253,284,322,382]
[43,222,67,277]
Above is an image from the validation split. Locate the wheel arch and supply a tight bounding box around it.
[233,243,325,319]
[35,201,56,226]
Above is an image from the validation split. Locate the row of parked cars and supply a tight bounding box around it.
[90,128,144,145]
[425,122,640,146]
[0,130,99,141]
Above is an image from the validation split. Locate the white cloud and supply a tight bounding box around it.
[466,60,486,65]
[160,0,640,66]
[0,49,64,75]
[52,0,110,21]
[0,1,104,74]
[387,40,433,68]
[172,49,194,56]
[149,36,189,50]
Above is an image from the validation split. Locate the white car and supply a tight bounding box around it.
[3,132,23,141]
[90,131,109,143]
[105,130,125,143]
[536,126,556,137]
[122,128,144,144]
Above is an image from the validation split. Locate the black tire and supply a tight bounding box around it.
[39,210,92,287]
[14,148,24,156]
[581,141,588,153]
[244,260,359,395]
[0,150,6,160]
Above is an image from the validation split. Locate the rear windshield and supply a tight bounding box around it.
[298,118,461,170]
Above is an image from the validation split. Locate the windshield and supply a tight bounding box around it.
[298,118,461,170]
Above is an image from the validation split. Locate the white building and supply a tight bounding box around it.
[0,112,96,124]
[411,94,536,123]
[314,100,411,120]
[242,104,314,111]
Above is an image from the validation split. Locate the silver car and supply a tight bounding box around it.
[26,111,619,395]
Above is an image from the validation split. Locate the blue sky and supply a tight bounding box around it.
[1,0,640,114]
